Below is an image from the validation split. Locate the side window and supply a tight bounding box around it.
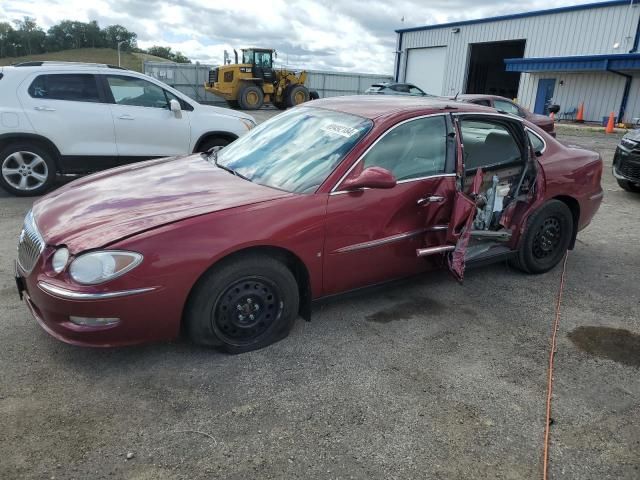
[28,74,100,102]
[494,99,522,117]
[408,86,425,96]
[362,116,447,181]
[527,130,545,153]
[106,76,169,109]
[460,120,522,170]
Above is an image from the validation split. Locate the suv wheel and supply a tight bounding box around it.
[198,137,230,152]
[0,143,56,196]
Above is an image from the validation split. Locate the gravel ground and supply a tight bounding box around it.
[0,112,638,480]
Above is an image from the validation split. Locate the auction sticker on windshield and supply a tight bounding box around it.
[321,124,360,138]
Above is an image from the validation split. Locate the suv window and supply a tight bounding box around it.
[28,74,100,102]
[460,119,522,170]
[494,99,523,117]
[106,75,170,109]
[362,116,447,181]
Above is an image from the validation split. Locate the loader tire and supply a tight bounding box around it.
[285,85,310,108]
[238,84,264,110]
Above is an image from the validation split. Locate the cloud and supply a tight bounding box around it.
[2,0,600,73]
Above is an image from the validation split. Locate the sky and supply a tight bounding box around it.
[1,0,613,74]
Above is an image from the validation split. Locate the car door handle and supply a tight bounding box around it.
[34,106,56,112]
[118,114,135,120]
[417,195,445,206]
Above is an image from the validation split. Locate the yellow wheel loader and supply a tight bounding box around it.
[204,48,319,110]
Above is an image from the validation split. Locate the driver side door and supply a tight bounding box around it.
[322,114,458,295]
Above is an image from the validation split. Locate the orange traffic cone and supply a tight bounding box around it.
[576,103,584,123]
[550,111,555,121]
[605,112,615,134]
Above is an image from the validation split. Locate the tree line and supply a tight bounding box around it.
[0,17,191,63]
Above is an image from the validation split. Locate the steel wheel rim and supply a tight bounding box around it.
[532,216,562,259]
[246,91,259,106]
[293,90,305,104]
[212,276,283,345]
[2,151,48,191]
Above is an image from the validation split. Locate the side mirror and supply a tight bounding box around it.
[341,166,397,191]
[169,99,181,113]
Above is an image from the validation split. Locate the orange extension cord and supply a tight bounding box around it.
[542,252,569,480]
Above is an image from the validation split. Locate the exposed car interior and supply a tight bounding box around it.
[459,118,536,259]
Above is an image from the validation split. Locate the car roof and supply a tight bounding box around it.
[307,95,495,120]
[455,94,513,102]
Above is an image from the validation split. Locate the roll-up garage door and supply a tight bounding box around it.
[405,47,447,96]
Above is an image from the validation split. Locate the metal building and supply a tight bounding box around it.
[394,0,640,123]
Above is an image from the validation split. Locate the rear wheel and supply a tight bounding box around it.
[0,143,56,197]
[238,84,264,110]
[285,85,310,108]
[510,200,573,274]
[617,179,640,193]
[185,254,299,354]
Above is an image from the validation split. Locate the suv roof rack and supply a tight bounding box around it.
[11,61,128,70]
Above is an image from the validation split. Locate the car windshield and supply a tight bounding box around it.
[216,107,372,193]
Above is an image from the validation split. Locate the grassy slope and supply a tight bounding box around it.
[0,48,170,72]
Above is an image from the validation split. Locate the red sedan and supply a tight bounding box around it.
[15,96,603,353]
[455,94,557,137]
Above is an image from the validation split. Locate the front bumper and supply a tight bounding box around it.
[612,146,640,184]
[17,271,181,347]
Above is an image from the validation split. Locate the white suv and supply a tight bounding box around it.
[0,62,257,196]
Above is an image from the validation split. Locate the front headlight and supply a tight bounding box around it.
[52,247,70,273]
[69,251,143,285]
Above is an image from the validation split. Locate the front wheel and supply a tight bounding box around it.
[0,143,56,197]
[510,200,574,274]
[285,85,310,108]
[197,136,230,153]
[185,254,299,354]
[617,178,640,193]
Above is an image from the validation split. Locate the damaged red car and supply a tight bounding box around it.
[15,96,603,353]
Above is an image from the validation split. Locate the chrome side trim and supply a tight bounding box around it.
[589,191,604,201]
[416,245,455,257]
[330,173,456,196]
[525,127,547,154]
[330,113,450,193]
[333,225,448,253]
[38,282,156,300]
[452,111,525,123]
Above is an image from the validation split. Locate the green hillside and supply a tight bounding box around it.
[0,48,171,72]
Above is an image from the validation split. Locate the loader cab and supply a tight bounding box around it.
[242,49,276,84]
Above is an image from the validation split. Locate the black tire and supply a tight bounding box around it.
[274,101,287,110]
[197,136,231,153]
[309,90,320,100]
[285,85,310,108]
[185,254,299,354]
[0,143,56,197]
[510,200,574,274]
[238,84,264,110]
[617,178,640,193]
[226,100,240,109]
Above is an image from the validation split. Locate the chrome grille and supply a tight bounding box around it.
[17,210,45,274]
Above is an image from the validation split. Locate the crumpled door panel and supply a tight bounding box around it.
[447,169,483,281]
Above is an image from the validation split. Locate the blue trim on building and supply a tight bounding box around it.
[395,0,638,34]
[504,54,640,72]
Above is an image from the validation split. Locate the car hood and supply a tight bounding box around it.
[33,155,292,252]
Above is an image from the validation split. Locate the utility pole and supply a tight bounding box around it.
[117,40,125,67]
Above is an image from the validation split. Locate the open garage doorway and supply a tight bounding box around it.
[465,40,525,98]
